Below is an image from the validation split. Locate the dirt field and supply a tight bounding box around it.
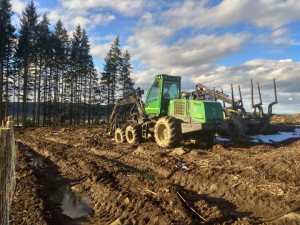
[10,121,300,224]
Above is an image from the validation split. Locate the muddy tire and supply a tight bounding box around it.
[225,116,246,137]
[126,124,142,144]
[154,117,181,148]
[115,127,126,143]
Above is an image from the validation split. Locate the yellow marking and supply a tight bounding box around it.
[196,114,202,117]
[145,107,159,110]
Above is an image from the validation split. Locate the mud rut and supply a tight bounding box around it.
[13,126,300,224]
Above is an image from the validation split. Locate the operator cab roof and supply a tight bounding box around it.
[155,74,181,81]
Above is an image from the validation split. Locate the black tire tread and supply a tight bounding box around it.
[115,127,126,143]
[154,117,181,148]
[126,124,142,144]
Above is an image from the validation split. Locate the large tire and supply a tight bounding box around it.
[154,117,181,148]
[115,127,126,143]
[126,124,142,144]
[225,116,246,137]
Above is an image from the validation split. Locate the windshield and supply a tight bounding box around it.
[163,81,179,99]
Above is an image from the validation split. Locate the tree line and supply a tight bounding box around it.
[0,0,134,128]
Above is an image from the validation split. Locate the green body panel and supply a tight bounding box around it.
[145,74,181,116]
[144,74,224,126]
[168,99,187,118]
[168,99,223,123]
[190,101,224,123]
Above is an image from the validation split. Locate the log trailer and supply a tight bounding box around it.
[193,79,278,136]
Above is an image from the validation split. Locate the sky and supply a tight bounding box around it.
[10,0,300,114]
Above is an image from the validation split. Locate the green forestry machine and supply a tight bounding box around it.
[107,74,224,148]
[195,79,278,137]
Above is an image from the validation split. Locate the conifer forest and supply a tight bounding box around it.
[0,0,134,128]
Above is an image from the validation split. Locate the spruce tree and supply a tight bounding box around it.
[70,24,82,125]
[119,50,134,97]
[53,19,70,124]
[35,13,50,126]
[0,0,15,121]
[102,36,121,121]
[16,1,39,128]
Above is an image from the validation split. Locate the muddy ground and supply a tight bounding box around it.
[10,121,300,224]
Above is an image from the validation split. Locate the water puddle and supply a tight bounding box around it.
[19,144,93,219]
[49,184,93,218]
[19,146,46,169]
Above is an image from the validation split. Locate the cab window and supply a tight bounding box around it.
[146,80,160,103]
[163,81,179,99]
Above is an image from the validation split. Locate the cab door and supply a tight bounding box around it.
[144,80,161,115]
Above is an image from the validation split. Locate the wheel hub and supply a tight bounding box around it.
[158,124,168,142]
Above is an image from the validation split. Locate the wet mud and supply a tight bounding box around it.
[11,124,300,224]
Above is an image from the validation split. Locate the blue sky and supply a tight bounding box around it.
[11,0,300,114]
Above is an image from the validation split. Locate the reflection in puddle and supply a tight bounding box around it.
[20,146,46,169]
[19,145,93,219]
[49,185,93,218]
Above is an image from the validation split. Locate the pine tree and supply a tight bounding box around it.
[79,29,92,124]
[102,36,121,121]
[16,1,39,128]
[0,0,15,122]
[70,25,82,125]
[119,50,134,97]
[35,13,50,126]
[53,19,70,125]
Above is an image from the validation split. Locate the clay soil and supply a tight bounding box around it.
[10,123,300,224]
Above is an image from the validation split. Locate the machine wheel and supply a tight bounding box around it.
[126,124,142,144]
[115,127,126,143]
[154,117,181,148]
[225,116,246,137]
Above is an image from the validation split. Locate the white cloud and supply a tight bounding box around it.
[47,8,115,31]
[255,27,299,48]
[59,0,144,16]
[130,32,249,70]
[90,42,112,61]
[164,0,300,29]
[126,10,250,87]
[11,0,26,15]
[271,28,291,38]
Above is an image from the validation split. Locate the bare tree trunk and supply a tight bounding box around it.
[0,39,4,123]
[17,76,20,127]
[48,68,52,126]
[43,71,47,126]
[22,63,28,129]
[70,76,73,125]
[36,56,42,127]
[88,73,92,124]
[32,64,37,126]
[4,53,10,121]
